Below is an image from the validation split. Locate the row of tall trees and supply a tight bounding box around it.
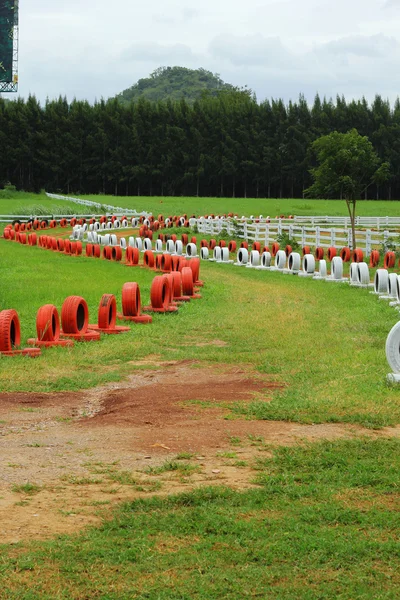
[1,91,400,199]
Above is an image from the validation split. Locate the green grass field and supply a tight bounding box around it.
[1,192,400,598]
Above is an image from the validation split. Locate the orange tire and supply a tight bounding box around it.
[111,246,122,261]
[50,220,57,228]
[86,243,93,257]
[143,250,155,268]
[171,256,180,271]
[253,242,261,252]
[271,242,279,257]
[36,304,60,342]
[188,258,200,283]
[122,282,141,317]
[161,253,172,272]
[98,294,117,329]
[240,241,249,249]
[126,246,139,265]
[103,246,112,260]
[340,247,351,262]
[285,245,292,257]
[384,251,396,269]
[51,237,58,251]
[369,250,380,268]
[60,218,67,227]
[70,218,77,227]
[93,244,101,258]
[327,247,337,261]
[191,237,197,244]
[352,248,364,263]
[219,240,227,248]
[75,241,83,256]
[171,271,183,298]
[209,239,217,250]
[61,296,89,334]
[181,267,194,296]
[57,238,65,252]
[64,239,71,254]
[200,239,208,248]
[155,254,163,270]
[302,246,311,256]
[181,234,188,245]
[0,309,21,351]
[150,276,169,309]
[315,247,324,260]
[228,241,237,252]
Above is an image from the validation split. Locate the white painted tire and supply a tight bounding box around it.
[143,219,151,228]
[131,218,138,227]
[107,221,113,230]
[175,240,183,255]
[135,238,143,251]
[189,218,197,227]
[129,236,135,248]
[331,256,343,280]
[357,263,370,285]
[350,263,359,283]
[396,276,400,302]
[103,234,111,246]
[166,240,175,253]
[386,321,400,372]
[144,238,152,251]
[319,260,327,278]
[89,223,94,232]
[388,273,398,298]
[303,254,315,274]
[213,246,222,261]
[155,239,163,252]
[186,243,197,257]
[179,217,185,226]
[82,223,88,232]
[275,250,287,270]
[220,247,230,262]
[288,252,301,272]
[374,269,389,294]
[92,232,98,244]
[250,250,260,267]
[110,234,118,246]
[200,247,209,260]
[94,222,100,231]
[101,222,107,230]
[121,219,128,228]
[120,238,127,249]
[113,220,120,229]
[237,248,248,265]
[87,232,93,243]
[261,252,271,268]
[165,218,171,226]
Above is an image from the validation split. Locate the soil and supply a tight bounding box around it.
[0,360,398,545]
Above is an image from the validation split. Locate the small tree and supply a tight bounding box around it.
[306,129,390,249]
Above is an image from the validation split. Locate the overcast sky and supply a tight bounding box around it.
[12,0,400,105]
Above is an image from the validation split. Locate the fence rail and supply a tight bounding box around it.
[195,219,399,256]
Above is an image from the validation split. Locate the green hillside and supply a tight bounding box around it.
[116,66,236,104]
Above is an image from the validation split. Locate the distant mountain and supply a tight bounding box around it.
[116,66,236,105]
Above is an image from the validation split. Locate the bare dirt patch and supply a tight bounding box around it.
[0,360,398,544]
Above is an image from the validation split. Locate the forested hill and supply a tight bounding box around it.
[116,67,235,104]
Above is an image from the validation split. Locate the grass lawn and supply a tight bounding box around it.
[1,192,400,598]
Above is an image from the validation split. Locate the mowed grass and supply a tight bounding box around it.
[2,191,400,219]
[1,438,399,599]
[0,233,400,427]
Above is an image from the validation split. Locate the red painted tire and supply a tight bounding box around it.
[181,267,195,296]
[33,219,40,230]
[93,244,101,258]
[143,250,155,268]
[228,241,237,253]
[181,234,188,245]
[262,246,270,254]
[0,309,21,351]
[200,239,208,248]
[219,240,227,248]
[86,243,93,257]
[161,253,172,272]
[155,254,163,270]
[271,242,279,257]
[253,242,261,252]
[171,256,181,271]
[70,218,77,227]
[285,245,292,257]
[49,220,57,228]
[64,239,71,254]
[70,241,77,255]
[302,246,311,256]
[340,247,351,262]
[315,247,324,260]
[327,247,337,261]
[240,241,249,249]
[51,237,58,251]
[171,271,183,298]
[30,233,38,246]
[103,246,112,260]
[36,304,60,342]
[56,238,64,251]
[19,233,27,245]
[352,248,364,263]
[369,250,380,268]
[126,246,139,265]
[98,294,117,329]
[60,218,67,227]
[122,282,141,317]
[209,239,217,250]
[188,258,200,283]
[61,296,89,334]
[150,276,169,309]
[191,236,197,244]
[112,246,122,262]
[3,228,11,240]
[384,251,396,269]
[75,241,83,256]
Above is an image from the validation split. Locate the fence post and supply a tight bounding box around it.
[316,226,320,247]
[301,227,306,247]
[365,229,371,257]
[331,229,336,247]
[383,230,389,249]
[243,221,248,241]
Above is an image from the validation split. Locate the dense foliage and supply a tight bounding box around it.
[116,66,235,105]
[1,90,400,199]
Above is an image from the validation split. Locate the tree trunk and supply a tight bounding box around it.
[346,198,357,250]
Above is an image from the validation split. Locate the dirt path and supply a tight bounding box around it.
[1,361,398,544]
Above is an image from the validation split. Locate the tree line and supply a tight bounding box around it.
[1,91,400,199]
